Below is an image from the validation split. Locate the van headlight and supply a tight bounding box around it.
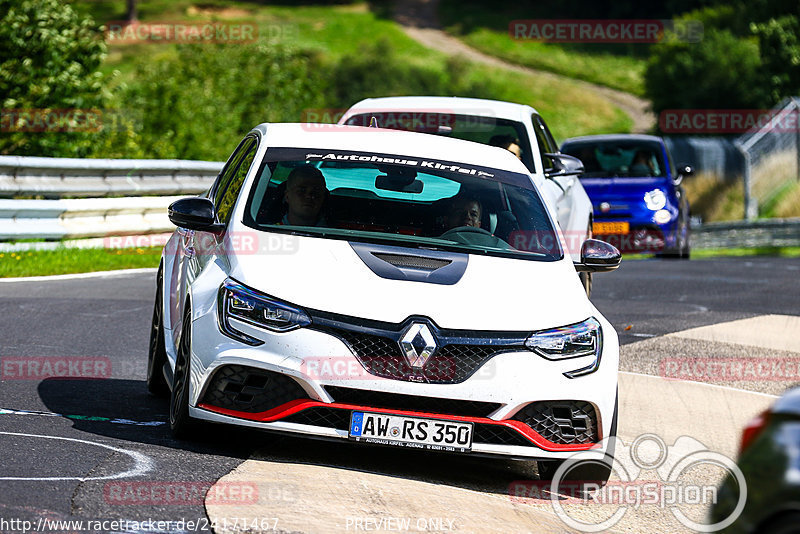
[218,279,311,345]
[525,317,602,378]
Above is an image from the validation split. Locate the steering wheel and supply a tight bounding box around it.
[440,225,493,239]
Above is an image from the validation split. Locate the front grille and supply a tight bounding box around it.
[284,407,350,429]
[333,329,516,384]
[512,401,599,445]
[200,365,309,413]
[324,386,501,418]
[473,423,533,447]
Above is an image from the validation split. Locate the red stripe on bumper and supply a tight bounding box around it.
[197,400,599,452]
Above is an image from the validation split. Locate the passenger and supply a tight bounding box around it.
[446,196,483,229]
[281,165,328,225]
[630,149,655,176]
[489,134,523,160]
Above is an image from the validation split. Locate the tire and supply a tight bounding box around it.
[579,222,593,298]
[538,392,618,488]
[579,271,593,298]
[146,267,170,397]
[169,309,197,439]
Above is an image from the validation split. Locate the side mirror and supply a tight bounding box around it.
[544,153,584,178]
[574,239,621,273]
[674,164,694,185]
[168,197,224,232]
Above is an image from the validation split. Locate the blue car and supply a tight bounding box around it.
[561,134,692,258]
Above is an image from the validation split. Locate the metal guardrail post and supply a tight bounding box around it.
[735,141,757,220]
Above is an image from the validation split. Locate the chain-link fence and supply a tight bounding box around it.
[736,97,800,220]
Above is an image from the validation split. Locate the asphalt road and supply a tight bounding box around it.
[0,256,797,533]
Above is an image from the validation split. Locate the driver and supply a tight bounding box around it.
[446,196,483,229]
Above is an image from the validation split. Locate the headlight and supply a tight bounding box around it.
[218,279,311,345]
[644,189,667,210]
[653,209,672,224]
[525,317,602,378]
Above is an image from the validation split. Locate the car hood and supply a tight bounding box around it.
[580,177,674,202]
[228,233,593,331]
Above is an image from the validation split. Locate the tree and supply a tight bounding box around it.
[645,28,768,124]
[0,0,107,156]
[753,16,800,105]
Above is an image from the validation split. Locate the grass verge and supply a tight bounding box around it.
[76,1,631,141]
[690,246,800,259]
[438,0,647,96]
[0,247,161,278]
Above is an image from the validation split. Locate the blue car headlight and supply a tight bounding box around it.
[644,189,667,210]
[218,279,311,345]
[524,317,602,378]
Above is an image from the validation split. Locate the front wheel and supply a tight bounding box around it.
[169,310,197,439]
[147,267,169,397]
[579,223,593,297]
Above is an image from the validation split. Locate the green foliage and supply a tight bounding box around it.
[645,28,767,120]
[753,16,800,104]
[0,0,108,156]
[328,39,493,104]
[113,44,329,160]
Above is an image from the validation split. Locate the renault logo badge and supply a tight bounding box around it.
[400,323,437,368]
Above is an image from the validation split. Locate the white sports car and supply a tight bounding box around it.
[148,123,620,481]
[339,96,596,295]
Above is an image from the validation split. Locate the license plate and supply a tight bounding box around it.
[349,411,473,452]
[593,221,630,234]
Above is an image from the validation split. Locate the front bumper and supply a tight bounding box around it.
[186,300,619,461]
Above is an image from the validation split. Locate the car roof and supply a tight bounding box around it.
[340,96,538,123]
[561,133,665,145]
[253,123,531,176]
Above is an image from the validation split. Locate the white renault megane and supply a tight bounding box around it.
[148,123,621,481]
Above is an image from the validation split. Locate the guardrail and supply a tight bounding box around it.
[1,156,799,250]
[691,218,800,249]
[0,155,221,198]
[0,197,186,240]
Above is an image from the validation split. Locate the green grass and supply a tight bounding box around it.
[0,247,161,277]
[438,0,647,96]
[691,246,800,259]
[71,0,631,140]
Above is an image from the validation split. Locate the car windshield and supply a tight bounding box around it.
[344,113,534,172]
[242,147,562,261]
[561,140,667,178]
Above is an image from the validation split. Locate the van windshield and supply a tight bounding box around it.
[242,147,562,261]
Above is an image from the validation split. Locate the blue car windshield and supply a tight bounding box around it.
[242,147,562,261]
[562,140,667,178]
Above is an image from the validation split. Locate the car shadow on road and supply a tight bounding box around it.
[37,377,557,503]
[36,377,255,458]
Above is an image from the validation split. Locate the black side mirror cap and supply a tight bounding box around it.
[574,239,621,273]
[674,164,694,185]
[544,153,585,178]
[168,197,224,232]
